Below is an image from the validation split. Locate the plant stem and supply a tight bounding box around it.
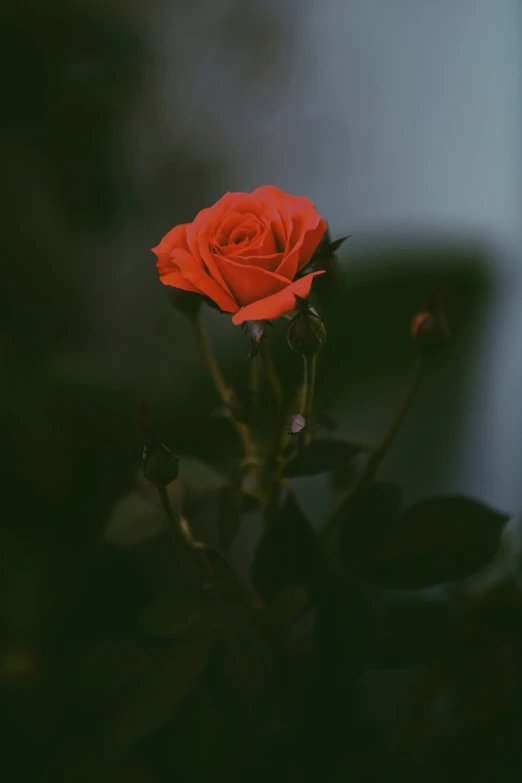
[301,355,316,445]
[190,315,258,466]
[320,357,425,544]
[260,338,283,413]
[158,484,215,583]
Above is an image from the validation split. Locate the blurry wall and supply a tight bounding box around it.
[213,0,522,512]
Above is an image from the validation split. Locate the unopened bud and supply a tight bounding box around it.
[288,412,306,435]
[287,298,326,357]
[410,311,449,353]
[142,439,179,487]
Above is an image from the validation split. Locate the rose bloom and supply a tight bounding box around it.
[152,185,327,324]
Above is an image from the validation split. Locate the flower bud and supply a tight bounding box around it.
[287,299,326,357]
[288,412,306,435]
[142,439,179,487]
[410,310,449,353]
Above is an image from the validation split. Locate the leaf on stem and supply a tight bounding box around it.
[339,487,509,589]
[252,493,328,604]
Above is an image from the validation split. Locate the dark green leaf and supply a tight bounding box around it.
[329,459,359,493]
[177,458,226,504]
[252,494,328,604]
[261,585,310,630]
[74,635,218,755]
[203,548,245,602]
[138,597,225,639]
[363,594,455,668]
[217,482,243,549]
[339,482,403,569]
[282,439,364,478]
[206,632,274,727]
[342,491,509,589]
[314,581,368,670]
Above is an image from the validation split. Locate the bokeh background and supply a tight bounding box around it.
[2,0,522,781]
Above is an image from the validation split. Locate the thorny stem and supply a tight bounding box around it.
[320,356,425,544]
[300,355,316,448]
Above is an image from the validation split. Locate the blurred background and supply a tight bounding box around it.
[1,0,521,781]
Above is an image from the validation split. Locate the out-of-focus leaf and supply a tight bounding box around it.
[314,581,368,670]
[252,494,328,604]
[206,631,275,729]
[203,548,245,602]
[282,439,365,478]
[75,635,218,755]
[261,585,310,630]
[339,482,403,567]
[178,457,227,506]
[329,459,359,493]
[342,493,509,589]
[138,597,225,639]
[104,492,168,547]
[217,482,243,550]
[363,594,455,668]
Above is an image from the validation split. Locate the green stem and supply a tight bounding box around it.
[260,338,283,412]
[191,315,258,466]
[158,484,215,583]
[320,357,425,544]
[301,355,316,445]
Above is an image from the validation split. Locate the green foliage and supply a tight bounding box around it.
[340,487,509,589]
[251,493,329,605]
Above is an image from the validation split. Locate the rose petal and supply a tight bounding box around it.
[231,271,325,324]
[173,249,238,312]
[159,266,201,293]
[276,212,326,279]
[212,255,293,305]
[152,223,190,270]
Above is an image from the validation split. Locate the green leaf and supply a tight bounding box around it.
[339,482,403,567]
[104,492,168,547]
[341,489,509,589]
[282,439,364,478]
[363,594,455,668]
[206,632,274,728]
[177,457,226,505]
[78,636,219,754]
[138,597,225,639]
[314,581,368,670]
[261,585,310,630]
[202,548,245,602]
[217,482,243,550]
[252,494,328,604]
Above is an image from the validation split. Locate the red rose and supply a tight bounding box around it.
[152,185,327,324]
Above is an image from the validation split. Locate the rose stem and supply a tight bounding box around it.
[320,356,425,544]
[259,338,288,460]
[300,355,316,445]
[259,338,283,412]
[190,314,258,465]
[158,484,264,628]
[157,484,215,582]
